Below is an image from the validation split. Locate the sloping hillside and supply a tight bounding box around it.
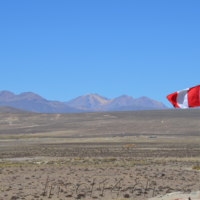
[0,106,32,113]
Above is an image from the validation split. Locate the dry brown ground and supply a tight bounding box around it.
[0,110,199,200]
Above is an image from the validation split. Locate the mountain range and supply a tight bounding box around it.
[0,91,167,113]
[64,93,167,111]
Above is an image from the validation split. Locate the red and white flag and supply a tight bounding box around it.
[166,85,200,108]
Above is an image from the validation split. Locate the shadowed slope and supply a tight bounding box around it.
[0,106,33,113]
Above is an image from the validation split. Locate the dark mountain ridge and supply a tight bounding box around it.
[0,91,81,113]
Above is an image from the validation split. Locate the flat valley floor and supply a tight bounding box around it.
[0,110,199,200]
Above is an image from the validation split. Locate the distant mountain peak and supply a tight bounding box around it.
[17,92,45,101]
[0,91,15,102]
[65,93,109,109]
[114,95,134,99]
[0,90,14,94]
[83,93,109,100]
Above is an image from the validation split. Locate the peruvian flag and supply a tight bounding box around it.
[166,85,200,108]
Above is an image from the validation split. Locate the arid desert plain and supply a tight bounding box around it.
[0,110,199,200]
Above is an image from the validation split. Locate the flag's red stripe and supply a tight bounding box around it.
[187,85,200,107]
[166,92,179,108]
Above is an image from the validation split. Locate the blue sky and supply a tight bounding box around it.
[0,1,199,107]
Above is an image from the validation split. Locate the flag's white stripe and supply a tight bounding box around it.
[177,88,189,108]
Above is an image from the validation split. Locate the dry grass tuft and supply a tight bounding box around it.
[192,165,200,170]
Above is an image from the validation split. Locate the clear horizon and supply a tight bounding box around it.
[1,1,199,108]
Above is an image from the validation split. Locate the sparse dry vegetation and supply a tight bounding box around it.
[0,110,199,199]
